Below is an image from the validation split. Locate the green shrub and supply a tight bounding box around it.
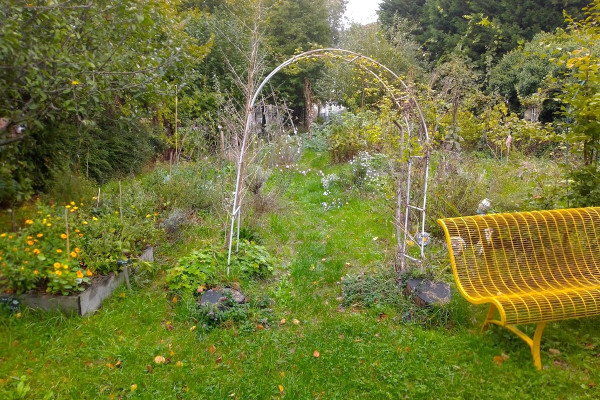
[566,165,600,207]
[166,240,275,294]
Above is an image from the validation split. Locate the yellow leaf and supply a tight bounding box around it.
[278,385,284,393]
[130,384,138,391]
[313,350,320,358]
[154,355,166,364]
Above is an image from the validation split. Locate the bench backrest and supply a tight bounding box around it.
[437,207,600,303]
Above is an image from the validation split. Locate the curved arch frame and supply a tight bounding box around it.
[227,48,430,269]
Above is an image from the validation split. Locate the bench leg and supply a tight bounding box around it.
[482,304,497,332]
[531,322,547,370]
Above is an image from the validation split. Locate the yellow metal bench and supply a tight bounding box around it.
[438,207,600,369]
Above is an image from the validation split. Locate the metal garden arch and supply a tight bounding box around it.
[227,48,432,272]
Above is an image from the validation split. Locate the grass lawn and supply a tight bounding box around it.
[1,150,599,399]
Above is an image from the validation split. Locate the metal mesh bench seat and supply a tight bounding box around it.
[438,207,600,369]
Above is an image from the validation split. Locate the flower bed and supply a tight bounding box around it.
[0,198,159,305]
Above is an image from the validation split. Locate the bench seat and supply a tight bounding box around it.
[438,207,600,368]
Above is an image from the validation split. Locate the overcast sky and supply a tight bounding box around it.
[344,0,382,25]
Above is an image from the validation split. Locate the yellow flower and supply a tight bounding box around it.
[60,234,67,239]
[33,270,38,275]
[70,201,75,206]
[62,264,68,270]
[0,233,6,237]
[73,206,78,210]
[92,217,98,221]
[27,236,33,240]
[146,214,151,218]
[75,247,80,253]
[27,240,34,246]
[76,270,84,279]
[65,205,71,209]
[71,80,79,85]
[86,269,93,277]
[70,251,77,258]
[25,219,33,225]
[55,270,62,276]
[47,223,52,227]
[75,229,80,233]
[54,262,61,269]
[25,248,30,252]
[12,247,18,252]
[33,249,40,255]
[37,233,43,238]
[8,235,13,239]
[79,233,83,237]
[83,221,88,225]
[56,249,63,254]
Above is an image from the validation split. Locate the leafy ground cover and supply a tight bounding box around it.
[1,150,599,399]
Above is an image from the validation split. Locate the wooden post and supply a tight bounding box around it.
[119,181,123,225]
[65,208,70,261]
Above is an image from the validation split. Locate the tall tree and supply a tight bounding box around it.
[266,0,333,126]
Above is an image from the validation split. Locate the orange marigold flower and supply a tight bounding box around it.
[33,249,40,255]
[76,270,84,279]
[79,234,83,237]
[25,219,33,225]
[54,262,61,269]
[75,247,80,253]
[56,249,63,254]
[37,233,43,238]
[70,251,77,258]
[27,240,34,246]
[55,270,62,276]
[86,269,93,277]
[27,236,33,240]
[60,234,67,239]
[33,270,38,275]
[75,229,80,233]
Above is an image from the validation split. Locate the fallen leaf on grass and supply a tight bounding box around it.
[175,361,183,367]
[549,348,561,355]
[256,324,265,330]
[278,385,284,393]
[146,365,153,374]
[493,353,509,365]
[215,356,223,364]
[313,350,320,358]
[279,319,286,325]
[589,382,597,388]
[293,319,300,325]
[190,325,197,332]
[208,345,216,354]
[154,355,166,364]
[584,343,596,350]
